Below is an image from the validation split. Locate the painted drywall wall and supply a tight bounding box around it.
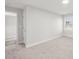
[23,6,63,47]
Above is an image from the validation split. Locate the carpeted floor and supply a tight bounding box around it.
[5,37,73,59]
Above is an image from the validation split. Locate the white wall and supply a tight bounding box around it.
[23,6,63,47]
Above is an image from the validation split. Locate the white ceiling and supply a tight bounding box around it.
[5,0,73,15]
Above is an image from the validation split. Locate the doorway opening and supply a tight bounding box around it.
[5,11,18,45]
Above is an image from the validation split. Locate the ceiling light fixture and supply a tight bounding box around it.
[62,0,69,4]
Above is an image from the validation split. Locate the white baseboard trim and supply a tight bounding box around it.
[26,34,63,48]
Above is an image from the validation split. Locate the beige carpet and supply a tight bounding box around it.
[5,37,73,59]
